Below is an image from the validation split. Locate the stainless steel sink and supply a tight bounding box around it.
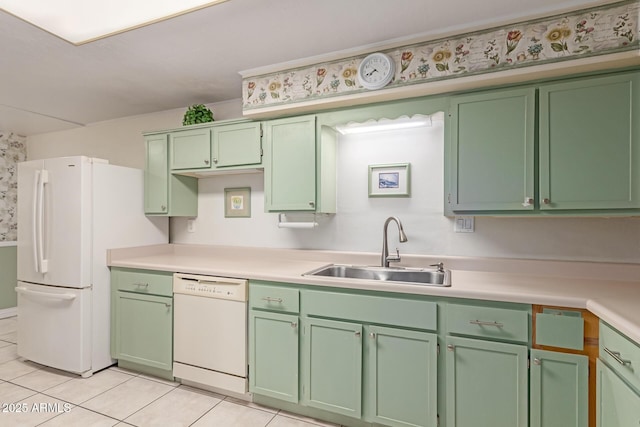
[303,264,451,287]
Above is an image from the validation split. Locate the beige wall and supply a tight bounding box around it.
[27,99,242,168]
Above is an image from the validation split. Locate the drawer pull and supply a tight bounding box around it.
[604,347,632,366]
[370,332,376,339]
[164,303,171,308]
[469,320,504,328]
[533,358,541,365]
[261,297,283,303]
[447,344,455,351]
[291,322,297,329]
[134,282,149,288]
[355,331,361,337]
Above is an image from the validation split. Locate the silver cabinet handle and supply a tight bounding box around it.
[369,332,376,339]
[213,158,218,164]
[291,322,297,328]
[469,320,504,328]
[355,331,361,337]
[204,159,210,165]
[522,197,534,207]
[533,358,541,365]
[261,297,283,303]
[604,347,632,366]
[308,201,315,208]
[543,198,551,205]
[134,282,149,288]
[164,303,171,308]
[447,344,455,351]
[161,205,167,211]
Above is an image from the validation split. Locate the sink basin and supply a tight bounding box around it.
[303,264,451,287]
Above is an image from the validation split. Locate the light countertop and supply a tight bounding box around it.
[108,243,640,346]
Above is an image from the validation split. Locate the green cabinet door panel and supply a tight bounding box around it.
[249,311,299,403]
[114,291,172,371]
[145,135,169,214]
[530,349,588,427]
[366,325,438,427]
[446,335,528,427]
[170,127,211,170]
[213,122,262,167]
[597,359,640,427]
[144,134,198,217]
[265,115,317,211]
[449,87,536,211]
[539,72,640,210]
[303,317,362,418]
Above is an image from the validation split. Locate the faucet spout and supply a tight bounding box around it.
[381,217,408,268]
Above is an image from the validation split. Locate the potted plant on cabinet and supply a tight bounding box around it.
[182,104,214,125]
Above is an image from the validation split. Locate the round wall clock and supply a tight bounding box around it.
[357,52,396,90]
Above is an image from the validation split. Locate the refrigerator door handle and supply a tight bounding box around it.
[37,169,49,273]
[15,286,77,301]
[32,170,41,273]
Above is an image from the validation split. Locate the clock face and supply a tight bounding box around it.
[357,53,395,90]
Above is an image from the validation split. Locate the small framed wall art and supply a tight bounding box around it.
[224,187,251,217]
[368,163,411,197]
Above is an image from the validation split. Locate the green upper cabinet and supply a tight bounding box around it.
[446,335,529,427]
[539,72,640,210]
[447,70,640,215]
[264,115,336,213]
[169,127,212,170]
[144,134,198,216]
[212,121,262,168]
[530,349,588,427]
[449,87,536,212]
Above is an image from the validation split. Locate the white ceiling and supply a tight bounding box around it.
[0,0,610,136]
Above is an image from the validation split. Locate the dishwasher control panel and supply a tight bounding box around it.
[173,273,247,301]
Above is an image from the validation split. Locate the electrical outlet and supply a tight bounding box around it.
[454,216,474,233]
[187,219,196,233]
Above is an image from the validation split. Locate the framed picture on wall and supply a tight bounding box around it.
[224,187,251,217]
[368,163,411,197]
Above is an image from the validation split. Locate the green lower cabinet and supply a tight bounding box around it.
[596,359,640,427]
[302,317,362,418]
[446,335,528,427]
[114,291,173,371]
[530,349,588,427]
[365,325,438,427]
[249,311,299,403]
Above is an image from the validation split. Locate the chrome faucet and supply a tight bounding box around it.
[381,216,408,268]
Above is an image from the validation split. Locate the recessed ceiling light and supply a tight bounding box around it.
[0,0,229,45]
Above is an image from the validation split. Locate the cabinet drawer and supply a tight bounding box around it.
[447,303,529,343]
[301,290,437,331]
[535,309,584,350]
[250,283,299,313]
[112,268,173,297]
[600,321,640,392]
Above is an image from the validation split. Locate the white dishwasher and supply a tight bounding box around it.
[173,273,249,398]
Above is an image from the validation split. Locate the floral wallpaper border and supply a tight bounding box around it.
[0,132,27,242]
[242,0,639,111]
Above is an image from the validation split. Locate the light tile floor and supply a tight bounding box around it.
[0,317,342,427]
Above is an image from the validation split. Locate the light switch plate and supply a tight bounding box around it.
[187,219,196,233]
[454,216,474,233]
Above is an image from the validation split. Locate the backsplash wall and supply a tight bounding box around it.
[0,131,27,241]
[23,100,640,264]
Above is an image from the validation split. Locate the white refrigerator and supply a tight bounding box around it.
[16,156,168,377]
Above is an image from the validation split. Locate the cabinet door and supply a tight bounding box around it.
[449,87,536,212]
[530,349,588,427]
[249,311,299,403]
[539,72,640,210]
[145,135,169,215]
[213,122,262,167]
[365,326,438,427]
[264,115,317,211]
[170,127,211,170]
[303,317,362,417]
[597,359,640,426]
[446,336,528,427]
[114,291,172,371]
